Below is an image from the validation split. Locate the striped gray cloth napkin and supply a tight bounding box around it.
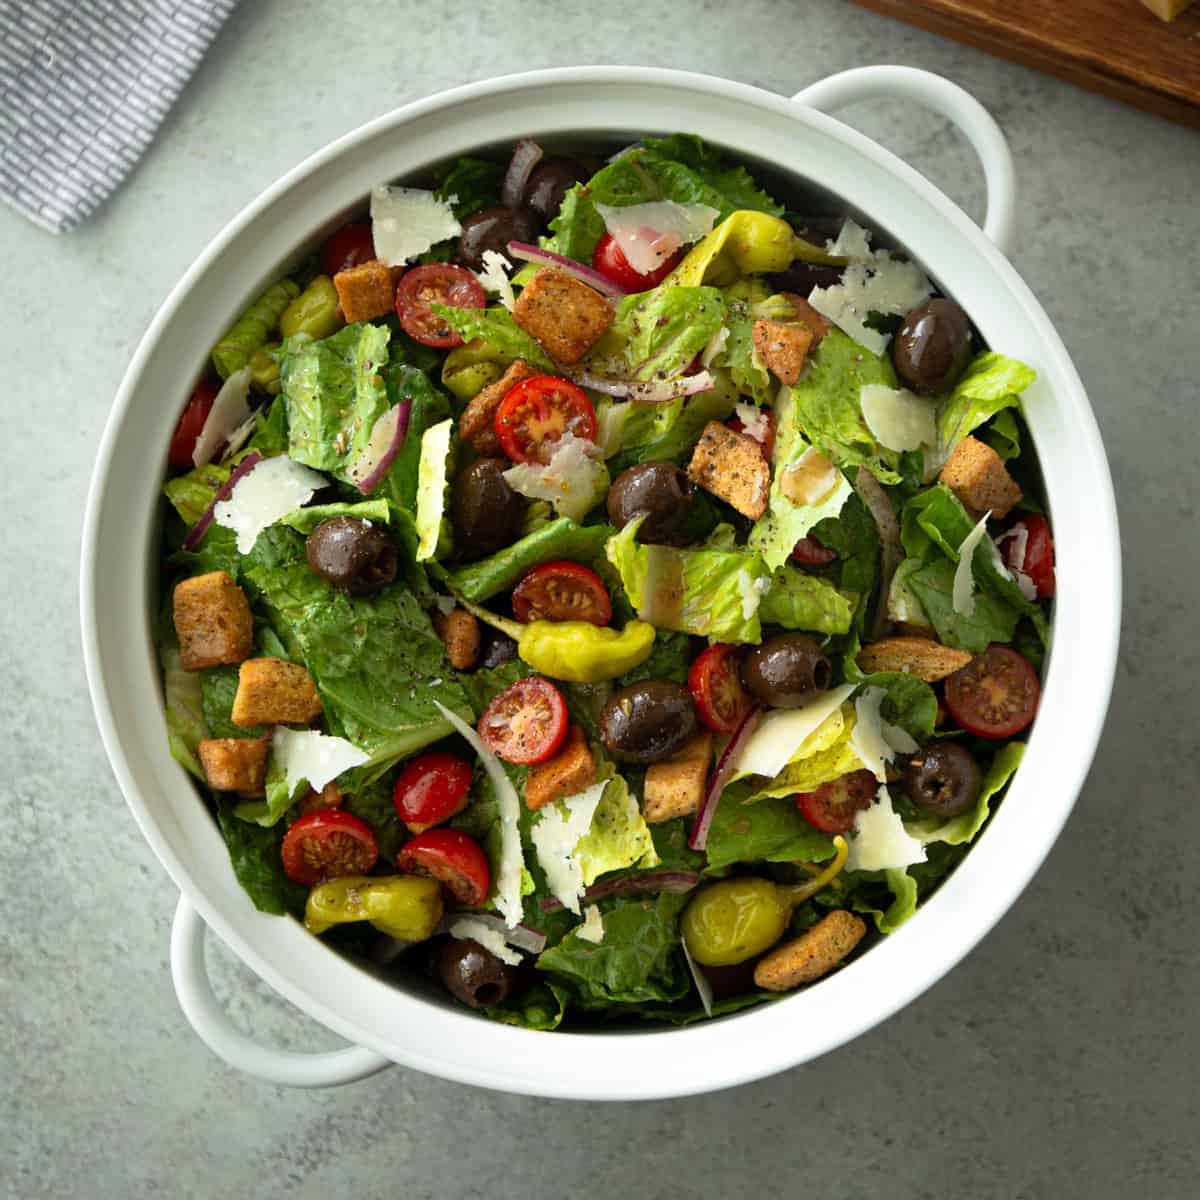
[0,0,237,232]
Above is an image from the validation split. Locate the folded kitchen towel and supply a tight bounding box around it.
[0,0,237,233]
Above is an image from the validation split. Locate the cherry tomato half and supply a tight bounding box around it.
[789,535,838,567]
[591,232,682,292]
[393,751,474,833]
[728,413,776,462]
[512,561,612,626]
[478,677,568,764]
[168,377,219,471]
[944,645,1040,739]
[795,769,877,834]
[1001,514,1055,599]
[688,644,753,734]
[321,220,376,276]
[281,809,379,886]
[494,375,597,464]
[397,828,490,907]
[395,263,486,348]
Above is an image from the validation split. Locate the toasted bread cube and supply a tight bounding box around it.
[512,267,614,365]
[525,725,596,811]
[856,636,973,682]
[687,421,770,520]
[173,571,254,672]
[753,318,814,386]
[231,657,322,727]
[295,781,343,816]
[642,732,713,824]
[459,359,537,456]
[780,292,832,341]
[432,607,481,671]
[198,736,269,797]
[753,910,867,992]
[332,259,395,323]
[939,435,1022,520]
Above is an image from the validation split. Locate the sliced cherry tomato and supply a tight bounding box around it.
[688,644,753,734]
[944,645,1040,739]
[397,828,490,906]
[478,677,568,764]
[795,769,877,834]
[1000,514,1055,599]
[494,375,597,464]
[393,752,474,832]
[168,377,219,471]
[320,220,376,276]
[281,809,379,886]
[512,561,612,626]
[394,264,486,348]
[591,232,682,292]
[789,534,838,566]
[728,412,776,462]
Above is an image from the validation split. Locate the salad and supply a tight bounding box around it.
[159,135,1052,1029]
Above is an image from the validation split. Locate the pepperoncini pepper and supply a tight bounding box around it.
[441,338,509,401]
[280,275,343,341]
[304,875,443,941]
[247,342,282,393]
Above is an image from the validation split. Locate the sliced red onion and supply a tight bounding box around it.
[689,705,762,852]
[192,367,252,468]
[501,138,544,210]
[538,869,702,913]
[853,467,901,643]
[181,450,262,551]
[436,911,547,955]
[682,937,714,1018]
[347,400,412,494]
[568,368,714,405]
[506,241,627,299]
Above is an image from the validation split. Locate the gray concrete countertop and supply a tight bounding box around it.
[3,1,1197,1195]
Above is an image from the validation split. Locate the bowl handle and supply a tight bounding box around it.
[792,66,1015,255]
[170,895,392,1088]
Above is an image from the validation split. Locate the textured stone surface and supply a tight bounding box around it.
[2,1,1197,1195]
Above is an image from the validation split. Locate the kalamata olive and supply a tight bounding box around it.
[456,205,539,271]
[767,261,845,296]
[892,298,973,395]
[607,462,698,546]
[435,937,518,1010]
[599,680,699,763]
[902,742,981,818]
[523,158,589,224]
[305,516,397,595]
[478,626,519,670]
[739,634,831,708]
[451,458,524,561]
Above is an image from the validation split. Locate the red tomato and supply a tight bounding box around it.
[494,375,597,464]
[789,535,838,566]
[591,232,682,291]
[320,220,376,276]
[280,809,379,886]
[688,644,753,734]
[393,752,474,833]
[512,561,612,626]
[394,264,486,348]
[944,645,1040,739]
[727,413,776,462]
[397,828,490,907]
[168,377,219,471]
[478,677,568,764]
[1000,514,1055,599]
[795,769,877,834]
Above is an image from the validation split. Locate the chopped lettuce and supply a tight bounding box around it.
[163,462,230,527]
[746,709,865,800]
[811,493,880,622]
[906,558,1020,652]
[275,498,390,535]
[199,665,265,740]
[379,364,453,516]
[714,280,774,403]
[575,776,658,885]
[704,783,838,871]
[431,304,554,370]
[434,156,504,218]
[215,806,308,916]
[159,629,207,781]
[759,565,854,634]
[934,352,1036,471]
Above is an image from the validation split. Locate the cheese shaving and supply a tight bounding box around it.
[213,454,327,553]
[448,918,523,966]
[576,905,605,944]
[953,511,992,617]
[370,186,462,267]
[846,784,927,873]
[860,383,937,452]
[477,250,516,311]
[530,781,608,915]
[271,728,368,795]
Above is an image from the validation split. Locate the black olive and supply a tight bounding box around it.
[607,462,698,546]
[902,742,981,818]
[892,298,973,395]
[478,626,519,670]
[456,205,539,271]
[740,634,831,708]
[435,938,518,1010]
[766,261,846,296]
[523,158,589,224]
[305,516,397,595]
[451,458,524,561]
[599,680,698,763]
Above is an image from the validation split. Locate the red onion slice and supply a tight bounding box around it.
[568,368,715,405]
[347,400,412,494]
[853,466,901,643]
[538,869,702,913]
[506,241,627,299]
[689,705,762,852]
[181,450,262,551]
[501,138,544,210]
[437,911,547,955]
[192,367,253,468]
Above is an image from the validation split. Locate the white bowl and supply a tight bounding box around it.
[81,66,1120,1099]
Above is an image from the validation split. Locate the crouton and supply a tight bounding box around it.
[231,658,322,727]
[753,910,867,992]
[332,259,395,323]
[939,435,1022,520]
[173,571,254,672]
[687,421,770,520]
[856,636,973,682]
[432,607,481,671]
[780,292,832,341]
[295,781,343,816]
[752,318,814,386]
[525,725,596,811]
[642,732,713,824]
[198,736,269,797]
[512,268,614,364]
[459,360,538,456]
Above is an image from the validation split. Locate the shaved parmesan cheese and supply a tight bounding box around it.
[595,201,719,275]
[701,325,729,367]
[370,185,462,267]
[576,905,605,944]
[682,937,714,1018]
[221,414,259,464]
[477,250,516,311]
[193,367,253,468]
[882,720,919,756]
[953,511,992,617]
[531,781,608,915]
[860,383,937,452]
[848,687,896,782]
[503,433,607,521]
[825,219,873,263]
[734,401,770,444]
[272,727,368,795]
[734,684,857,779]
[846,784,927,872]
[449,918,523,965]
[213,455,328,553]
[736,568,771,621]
[781,445,838,506]
[808,256,932,355]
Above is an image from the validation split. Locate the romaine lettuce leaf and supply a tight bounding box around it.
[432,304,554,370]
[199,665,266,740]
[906,558,1020,652]
[714,280,774,403]
[163,462,230,526]
[379,364,453,515]
[759,565,855,634]
[575,776,658,885]
[745,711,865,800]
[215,806,308,916]
[343,776,407,860]
[704,783,838,871]
[935,352,1036,467]
[482,980,571,1031]
[275,498,390,535]
[434,156,504,218]
[811,493,880,624]
[159,626,207,781]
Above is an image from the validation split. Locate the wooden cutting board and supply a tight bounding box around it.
[850,0,1200,129]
